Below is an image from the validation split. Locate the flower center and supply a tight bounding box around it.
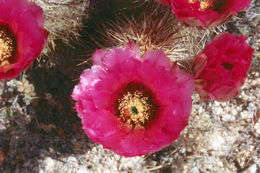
[116,83,158,128]
[0,26,16,66]
[188,0,226,12]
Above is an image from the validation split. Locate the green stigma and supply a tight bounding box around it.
[130,106,139,116]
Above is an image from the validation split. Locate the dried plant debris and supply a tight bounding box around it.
[0,74,36,130]
[254,109,260,135]
[29,0,90,55]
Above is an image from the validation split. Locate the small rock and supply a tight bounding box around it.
[43,157,55,171]
[77,168,93,173]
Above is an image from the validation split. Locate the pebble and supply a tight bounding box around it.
[248,164,257,173]
[77,168,93,173]
[42,157,55,172]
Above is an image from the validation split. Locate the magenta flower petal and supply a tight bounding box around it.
[193,32,254,101]
[161,0,252,28]
[92,42,141,70]
[142,50,172,70]
[0,0,48,80]
[72,43,194,157]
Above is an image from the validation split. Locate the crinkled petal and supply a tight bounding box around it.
[168,0,252,28]
[142,50,172,70]
[72,43,194,157]
[0,0,48,80]
[193,32,254,101]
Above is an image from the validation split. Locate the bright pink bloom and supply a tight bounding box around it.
[167,0,251,28]
[0,0,48,80]
[193,32,254,101]
[72,43,194,157]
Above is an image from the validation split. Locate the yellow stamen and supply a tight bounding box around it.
[0,27,16,66]
[116,83,158,128]
[188,0,215,11]
[118,91,151,127]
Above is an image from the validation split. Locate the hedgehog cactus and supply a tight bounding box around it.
[29,0,90,55]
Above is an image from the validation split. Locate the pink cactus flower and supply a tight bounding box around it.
[0,0,48,80]
[72,43,194,157]
[159,0,251,28]
[193,32,254,101]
